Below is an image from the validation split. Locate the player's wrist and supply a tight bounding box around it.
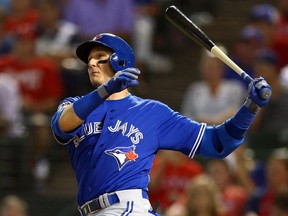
[97,85,110,99]
[244,97,260,114]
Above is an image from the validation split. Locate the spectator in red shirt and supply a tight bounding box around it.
[206,159,249,216]
[148,150,203,214]
[165,174,224,216]
[0,27,63,193]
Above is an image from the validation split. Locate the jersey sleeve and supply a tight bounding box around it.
[157,103,206,158]
[51,96,82,145]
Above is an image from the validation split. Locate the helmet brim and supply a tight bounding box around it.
[76,40,112,64]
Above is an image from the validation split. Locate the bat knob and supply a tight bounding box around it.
[259,87,272,100]
[246,76,272,100]
[255,78,272,100]
[247,77,272,107]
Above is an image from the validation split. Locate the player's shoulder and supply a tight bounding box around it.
[132,95,171,110]
[131,96,179,122]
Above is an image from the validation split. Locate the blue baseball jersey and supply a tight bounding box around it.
[51,94,206,205]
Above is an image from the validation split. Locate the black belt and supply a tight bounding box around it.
[79,190,148,216]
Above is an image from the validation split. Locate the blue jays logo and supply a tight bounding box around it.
[105,145,138,170]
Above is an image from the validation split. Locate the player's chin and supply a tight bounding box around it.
[89,77,98,86]
[89,77,104,88]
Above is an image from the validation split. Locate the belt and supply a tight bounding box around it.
[79,190,148,216]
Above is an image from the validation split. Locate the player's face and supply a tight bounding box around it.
[87,46,114,87]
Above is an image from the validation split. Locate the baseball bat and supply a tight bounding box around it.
[165,5,271,99]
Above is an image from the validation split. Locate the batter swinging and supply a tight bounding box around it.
[51,33,271,216]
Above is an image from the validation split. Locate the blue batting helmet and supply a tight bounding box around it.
[76,33,135,72]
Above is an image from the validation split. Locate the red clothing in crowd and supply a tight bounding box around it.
[149,155,203,210]
[258,189,275,216]
[221,185,248,216]
[0,55,63,105]
[4,8,38,35]
[272,15,288,68]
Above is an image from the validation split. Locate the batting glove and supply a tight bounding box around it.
[97,67,140,98]
[244,77,272,113]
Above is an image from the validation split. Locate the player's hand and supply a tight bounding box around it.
[248,77,272,107]
[104,67,140,95]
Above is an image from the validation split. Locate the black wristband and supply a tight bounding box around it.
[244,98,260,114]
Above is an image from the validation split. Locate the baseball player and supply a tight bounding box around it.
[51,33,271,216]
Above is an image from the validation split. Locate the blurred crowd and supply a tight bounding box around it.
[0,0,288,216]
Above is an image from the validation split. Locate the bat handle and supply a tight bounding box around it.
[241,72,272,100]
[210,46,272,100]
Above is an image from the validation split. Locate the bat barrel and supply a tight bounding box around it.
[165,5,215,50]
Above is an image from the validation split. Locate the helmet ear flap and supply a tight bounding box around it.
[110,53,128,72]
